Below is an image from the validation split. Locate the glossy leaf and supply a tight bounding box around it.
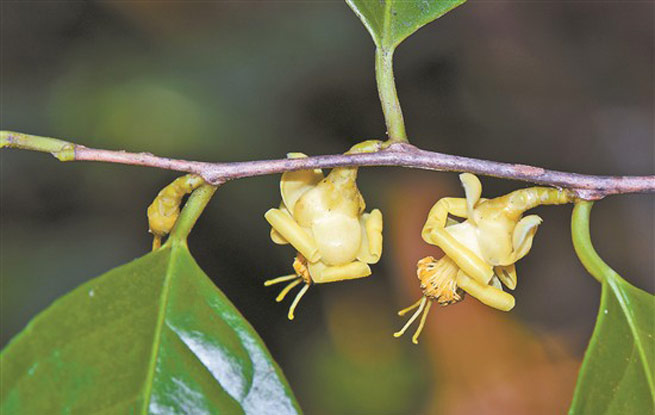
[569,277,655,414]
[345,0,466,50]
[570,202,655,414]
[1,242,301,415]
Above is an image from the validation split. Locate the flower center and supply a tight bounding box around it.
[417,256,464,305]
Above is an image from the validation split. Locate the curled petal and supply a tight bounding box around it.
[269,203,293,244]
[264,208,320,262]
[308,261,371,284]
[270,228,289,245]
[495,264,517,290]
[357,209,383,264]
[455,271,515,311]
[459,173,482,222]
[280,152,323,213]
[512,214,543,261]
[435,222,493,285]
[421,197,468,243]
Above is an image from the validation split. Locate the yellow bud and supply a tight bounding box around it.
[147,174,204,238]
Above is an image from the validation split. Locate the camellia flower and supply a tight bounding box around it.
[395,173,573,343]
[264,140,384,320]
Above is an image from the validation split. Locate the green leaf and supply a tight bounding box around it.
[570,201,655,414]
[1,243,301,415]
[345,0,467,50]
[569,277,655,414]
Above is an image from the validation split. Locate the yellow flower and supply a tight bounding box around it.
[264,141,384,319]
[395,173,572,343]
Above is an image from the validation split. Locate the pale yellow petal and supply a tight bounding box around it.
[430,229,493,285]
[264,208,320,262]
[437,221,494,285]
[445,221,483,258]
[495,264,517,290]
[512,214,542,261]
[459,173,482,220]
[456,271,515,311]
[311,213,361,265]
[280,152,323,213]
[270,228,289,245]
[475,216,515,266]
[356,209,383,264]
[421,197,468,244]
[308,261,371,284]
[269,206,292,244]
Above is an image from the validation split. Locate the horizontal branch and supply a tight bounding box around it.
[2,131,654,200]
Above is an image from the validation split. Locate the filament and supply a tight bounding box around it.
[276,279,302,302]
[264,274,298,286]
[287,284,310,320]
[393,297,427,338]
[412,300,433,344]
[397,298,424,316]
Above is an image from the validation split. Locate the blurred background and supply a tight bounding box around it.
[1,1,653,414]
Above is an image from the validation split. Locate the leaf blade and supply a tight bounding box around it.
[0,244,301,415]
[345,0,467,50]
[569,277,655,414]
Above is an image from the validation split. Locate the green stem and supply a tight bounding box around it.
[375,48,408,143]
[0,131,75,161]
[167,184,217,244]
[571,201,622,284]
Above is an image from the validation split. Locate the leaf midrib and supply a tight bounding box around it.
[141,245,180,414]
[381,0,393,50]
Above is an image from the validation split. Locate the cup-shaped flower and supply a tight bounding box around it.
[395,173,573,343]
[264,141,384,319]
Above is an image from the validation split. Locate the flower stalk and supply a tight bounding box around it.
[375,48,408,143]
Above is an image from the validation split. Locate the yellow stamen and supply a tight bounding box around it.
[292,254,312,284]
[264,274,298,286]
[394,297,427,338]
[417,256,463,305]
[276,279,302,302]
[287,284,310,320]
[412,301,433,344]
[397,298,424,316]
